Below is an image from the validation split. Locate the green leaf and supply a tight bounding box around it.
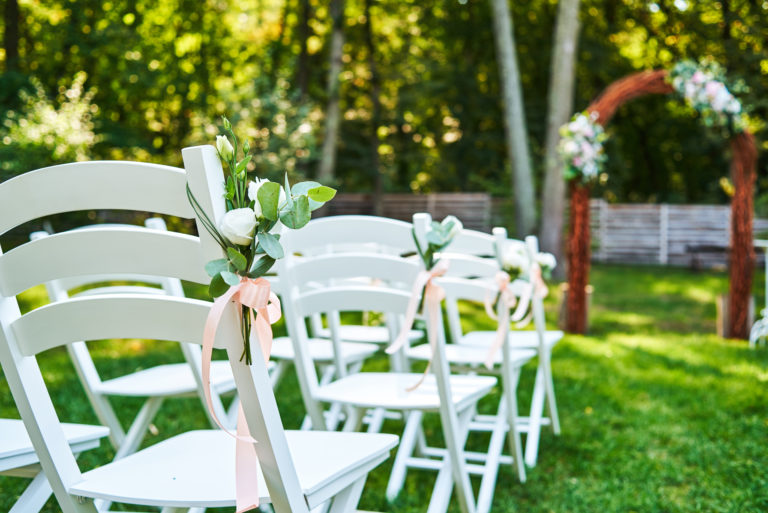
[221,271,241,287]
[307,185,336,203]
[226,247,247,272]
[209,273,229,298]
[248,255,276,278]
[235,155,252,174]
[225,177,235,200]
[284,173,294,208]
[280,194,311,229]
[291,181,322,196]
[257,181,281,221]
[204,258,229,278]
[426,230,445,247]
[258,232,284,259]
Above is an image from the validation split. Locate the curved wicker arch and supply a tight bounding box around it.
[566,69,758,338]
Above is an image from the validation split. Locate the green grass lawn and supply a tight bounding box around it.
[2,264,768,512]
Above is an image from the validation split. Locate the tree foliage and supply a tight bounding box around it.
[0,0,765,209]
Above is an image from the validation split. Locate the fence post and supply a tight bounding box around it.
[660,203,669,265]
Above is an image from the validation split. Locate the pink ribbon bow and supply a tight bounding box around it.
[483,271,514,369]
[386,259,449,392]
[202,277,281,513]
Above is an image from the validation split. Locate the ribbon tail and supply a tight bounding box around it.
[484,292,500,321]
[484,300,510,369]
[386,273,429,355]
[406,284,443,392]
[511,282,533,322]
[235,405,261,512]
[515,311,533,329]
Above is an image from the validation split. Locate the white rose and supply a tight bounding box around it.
[220,208,257,246]
[216,135,234,161]
[441,215,463,240]
[536,252,557,271]
[248,178,287,218]
[501,243,529,272]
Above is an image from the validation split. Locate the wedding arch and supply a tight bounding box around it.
[562,65,758,339]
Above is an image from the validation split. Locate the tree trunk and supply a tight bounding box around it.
[540,0,581,279]
[4,0,20,71]
[566,182,590,334]
[364,0,383,216]
[295,0,311,99]
[317,0,345,183]
[727,131,757,339]
[489,0,536,237]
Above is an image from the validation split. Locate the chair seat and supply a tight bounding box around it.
[405,343,536,368]
[270,337,379,363]
[95,360,237,397]
[458,330,564,351]
[313,325,423,344]
[314,372,497,411]
[69,429,398,509]
[0,419,109,473]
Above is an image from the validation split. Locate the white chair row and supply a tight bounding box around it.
[0,145,398,512]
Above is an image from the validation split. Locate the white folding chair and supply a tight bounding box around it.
[1,419,108,513]
[279,249,497,513]
[0,147,398,512]
[405,254,536,491]
[271,215,424,394]
[449,227,563,467]
[29,218,240,461]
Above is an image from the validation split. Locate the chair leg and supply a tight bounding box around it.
[9,471,52,513]
[90,392,126,450]
[327,474,368,513]
[386,410,423,502]
[270,360,291,389]
[524,366,545,468]
[365,407,386,433]
[342,407,365,432]
[427,406,475,513]
[542,357,561,436]
[475,399,509,513]
[114,396,164,459]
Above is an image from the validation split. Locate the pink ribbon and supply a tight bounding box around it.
[202,277,281,513]
[483,271,514,369]
[386,259,449,391]
[483,263,550,368]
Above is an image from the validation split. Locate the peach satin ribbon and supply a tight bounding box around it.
[484,264,549,368]
[202,277,281,513]
[386,259,449,392]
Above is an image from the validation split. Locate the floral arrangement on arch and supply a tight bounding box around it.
[187,116,336,365]
[558,111,608,183]
[668,59,747,135]
[499,241,557,281]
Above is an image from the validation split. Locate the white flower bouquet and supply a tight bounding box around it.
[188,116,336,364]
[413,215,463,270]
[500,241,556,281]
[669,59,747,134]
[558,111,608,183]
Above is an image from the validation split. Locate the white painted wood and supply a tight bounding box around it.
[0,161,193,236]
[270,336,378,364]
[0,148,398,513]
[281,215,416,255]
[0,227,207,296]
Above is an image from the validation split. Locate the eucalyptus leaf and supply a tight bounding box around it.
[280,194,311,229]
[426,230,445,246]
[258,181,281,221]
[258,232,284,259]
[204,258,229,278]
[226,247,247,272]
[248,255,276,278]
[307,185,336,203]
[221,270,241,287]
[291,181,322,196]
[284,173,294,208]
[209,273,229,298]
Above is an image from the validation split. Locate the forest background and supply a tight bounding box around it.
[1,0,767,237]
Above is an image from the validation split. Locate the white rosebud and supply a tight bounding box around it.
[501,242,529,272]
[216,135,234,162]
[219,208,257,246]
[441,215,463,240]
[536,252,557,271]
[248,178,287,218]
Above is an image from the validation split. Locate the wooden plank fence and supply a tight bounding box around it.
[591,199,768,268]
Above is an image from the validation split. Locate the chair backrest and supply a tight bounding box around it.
[0,147,309,513]
[29,217,231,431]
[281,215,417,257]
